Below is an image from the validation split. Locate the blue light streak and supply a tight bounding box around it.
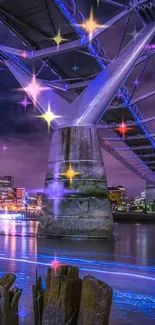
[0,255,155,281]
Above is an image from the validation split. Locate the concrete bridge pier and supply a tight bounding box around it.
[38,126,114,238]
[4,20,155,239]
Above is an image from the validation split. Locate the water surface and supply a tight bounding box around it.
[0,220,154,325]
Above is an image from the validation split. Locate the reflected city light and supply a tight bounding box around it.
[0,213,25,220]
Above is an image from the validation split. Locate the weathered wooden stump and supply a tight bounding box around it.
[33,265,82,325]
[32,265,113,325]
[0,274,22,325]
[77,275,113,325]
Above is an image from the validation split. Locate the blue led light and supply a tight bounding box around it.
[3,51,31,74]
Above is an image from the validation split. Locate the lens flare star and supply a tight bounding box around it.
[52,253,62,276]
[72,64,79,72]
[50,29,68,48]
[79,9,106,41]
[2,145,8,152]
[60,164,82,185]
[133,78,141,86]
[24,74,49,105]
[37,103,62,130]
[18,96,31,111]
[114,118,134,139]
[20,50,27,59]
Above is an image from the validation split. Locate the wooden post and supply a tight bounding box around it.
[0,274,22,325]
[77,275,113,325]
[32,265,113,325]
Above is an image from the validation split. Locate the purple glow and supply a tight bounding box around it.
[2,145,7,151]
[117,93,121,100]
[45,181,78,199]
[18,96,32,111]
[45,180,78,218]
[146,44,155,49]
[20,51,27,59]
[133,78,141,86]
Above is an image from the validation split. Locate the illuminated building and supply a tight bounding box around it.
[108,187,121,211]
[117,185,127,201]
[16,188,26,200]
[15,188,26,209]
[0,175,13,188]
[108,185,128,211]
[36,193,42,207]
[108,187,121,204]
[141,191,146,201]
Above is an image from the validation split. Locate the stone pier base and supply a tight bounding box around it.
[38,126,114,239]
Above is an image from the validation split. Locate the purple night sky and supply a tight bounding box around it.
[0,0,154,197]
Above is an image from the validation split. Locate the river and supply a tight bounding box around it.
[0,220,154,325]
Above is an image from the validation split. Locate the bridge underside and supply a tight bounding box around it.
[1,0,155,237]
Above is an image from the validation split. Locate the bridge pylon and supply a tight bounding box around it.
[3,18,155,238]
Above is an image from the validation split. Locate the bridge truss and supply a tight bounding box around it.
[0,0,155,183]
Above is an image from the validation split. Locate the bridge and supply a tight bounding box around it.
[0,0,155,238]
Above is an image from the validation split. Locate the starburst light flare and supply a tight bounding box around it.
[20,50,27,59]
[50,29,68,49]
[79,9,106,41]
[115,117,134,139]
[18,96,31,111]
[37,103,62,131]
[60,164,82,185]
[2,145,7,152]
[52,253,62,275]
[24,74,49,105]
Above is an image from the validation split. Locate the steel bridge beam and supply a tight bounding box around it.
[115,145,155,151]
[99,138,151,181]
[100,0,128,8]
[0,6,136,60]
[4,59,70,129]
[134,160,155,165]
[45,79,90,90]
[135,49,155,66]
[108,90,155,110]
[126,153,155,158]
[0,39,82,60]
[97,116,155,129]
[0,7,50,41]
[71,22,155,125]
[137,167,150,171]
[102,133,155,141]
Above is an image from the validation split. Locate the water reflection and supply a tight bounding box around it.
[0,221,154,324]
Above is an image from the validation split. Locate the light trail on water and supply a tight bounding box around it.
[0,255,155,282]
